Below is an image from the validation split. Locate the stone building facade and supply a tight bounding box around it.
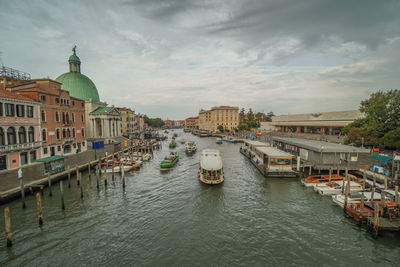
[0,89,42,170]
[117,107,135,136]
[199,106,239,132]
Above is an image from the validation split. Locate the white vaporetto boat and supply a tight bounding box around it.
[185,141,197,153]
[199,149,224,185]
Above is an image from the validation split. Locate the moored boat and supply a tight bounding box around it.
[216,138,223,144]
[199,149,224,185]
[185,141,197,153]
[332,192,382,208]
[105,165,133,173]
[301,174,344,187]
[315,180,362,195]
[160,152,179,170]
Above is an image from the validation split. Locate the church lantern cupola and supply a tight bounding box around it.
[68,45,81,73]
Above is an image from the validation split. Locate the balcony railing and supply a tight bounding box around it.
[0,141,43,153]
[62,137,74,143]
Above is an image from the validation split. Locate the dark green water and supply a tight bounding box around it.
[1,130,399,266]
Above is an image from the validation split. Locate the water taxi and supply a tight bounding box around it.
[332,192,382,208]
[301,174,344,187]
[185,141,197,153]
[314,180,362,195]
[160,152,179,170]
[199,130,209,137]
[199,149,224,185]
[240,140,297,177]
[105,165,133,173]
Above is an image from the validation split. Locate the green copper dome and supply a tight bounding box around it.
[68,54,81,63]
[56,72,100,102]
[56,46,100,102]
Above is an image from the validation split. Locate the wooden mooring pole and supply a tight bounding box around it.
[88,161,91,178]
[395,186,399,205]
[4,207,12,247]
[79,172,84,199]
[76,165,80,186]
[360,193,365,223]
[19,173,26,209]
[373,202,379,237]
[60,180,65,210]
[36,192,43,225]
[47,173,52,197]
[68,166,71,188]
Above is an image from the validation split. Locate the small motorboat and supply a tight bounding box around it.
[315,181,362,196]
[185,141,197,153]
[104,165,133,173]
[332,192,382,208]
[216,138,223,144]
[180,140,186,144]
[301,174,344,187]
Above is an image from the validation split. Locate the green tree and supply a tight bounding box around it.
[382,128,400,149]
[217,125,224,133]
[255,112,264,122]
[360,89,400,135]
[239,108,246,122]
[266,111,275,122]
[238,122,249,131]
[247,108,254,122]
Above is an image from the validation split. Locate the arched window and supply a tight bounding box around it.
[28,126,34,142]
[55,111,59,122]
[41,110,46,122]
[18,127,26,144]
[42,129,47,141]
[62,112,66,124]
[63,129,66,138]
[56,129,60,140]
[72,113,75,122]
[67,128,71,138]
[72,128,75,138]
[0,128,5,146]
[66,113,69,124]
[81,128,85,137]
[7,127,16,145]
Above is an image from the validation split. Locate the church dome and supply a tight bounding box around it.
[56,46,100,102]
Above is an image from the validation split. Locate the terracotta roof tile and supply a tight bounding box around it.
[0,89,37,102]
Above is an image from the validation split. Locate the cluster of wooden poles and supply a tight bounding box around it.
[3,143,160,247]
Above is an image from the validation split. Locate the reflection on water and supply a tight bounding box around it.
[1,130,400,266]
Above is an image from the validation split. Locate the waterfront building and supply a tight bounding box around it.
[0,89,42,170]
[137,114,145,132]
[185,116,199,131]
[164,120,174,128]
[271,136,370,171]
[271,110,364,135]
[86,100,122,143]
[199,106,239,132]
[10,79,87,156]
[55,47,122,143]
[117,107,135,136]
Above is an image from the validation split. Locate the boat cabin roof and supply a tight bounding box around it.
[200,149,222,170]
[244,140,268,147]
[256,146,293,158]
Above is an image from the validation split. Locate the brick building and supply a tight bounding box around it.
[10,79,87,157]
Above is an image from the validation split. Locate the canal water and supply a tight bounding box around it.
[1,130,399,266]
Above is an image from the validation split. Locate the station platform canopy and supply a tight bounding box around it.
[369,154,393,162]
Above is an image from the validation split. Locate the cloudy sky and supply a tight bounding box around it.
[1,0,399,119]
